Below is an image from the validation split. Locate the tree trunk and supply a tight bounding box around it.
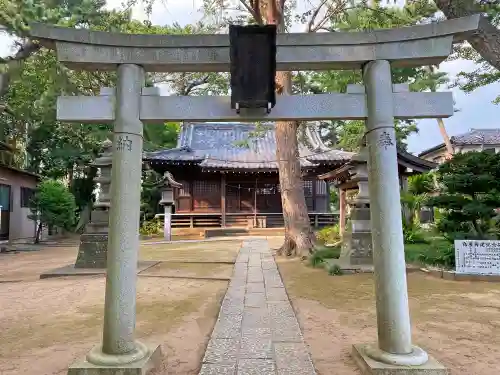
[436,118,454,159]
[274,106,315,258]
[266,1,316,258]
[434,1,500,71]
[35,222,42,244]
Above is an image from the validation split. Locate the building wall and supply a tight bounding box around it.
[420,144,500,164]
[0,167,38,241]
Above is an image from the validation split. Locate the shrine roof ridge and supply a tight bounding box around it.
[31,16,479,48]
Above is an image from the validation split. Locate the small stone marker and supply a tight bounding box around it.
[455,240,500,275]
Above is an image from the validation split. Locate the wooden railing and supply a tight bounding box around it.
[156,212,339,229]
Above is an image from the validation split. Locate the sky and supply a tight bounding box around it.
[0,0,499,155]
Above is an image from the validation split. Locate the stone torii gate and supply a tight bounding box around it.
[31,15,479,375]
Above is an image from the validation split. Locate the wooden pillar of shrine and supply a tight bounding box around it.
[221,173,226,227]
[339,188,346,236]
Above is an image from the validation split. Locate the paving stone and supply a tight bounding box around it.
[246,282,265,294]
[266,287,288,302]
[271,315,302,342]
[203,338,240,364]
[261,261,277,270]
[245,292,267,308]
[239,336,274,359]
[248,274,264,283]
[236,256,249,263]
[226,286,246,298]
[234,264,248,273]
[237,359,276,375]
[213,314,243,338]
[241,327,272,338]
[267,302,295,318]
[199,363,237,375]
[263,275,284,288]
[220,300,245,315]
[262,271,280,279]
[242,308,270,329]
[274,343,315,375]
[226,286,245,295]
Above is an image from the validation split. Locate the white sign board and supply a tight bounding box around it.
[455,240,500,275]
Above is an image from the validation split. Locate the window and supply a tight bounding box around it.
[484,148,496,154]
[303,180,313,196]
[21,187,35,208]
[0,184,11,212]
[178,181,191,197]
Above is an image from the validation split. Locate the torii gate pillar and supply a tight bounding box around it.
[352,60,431,368]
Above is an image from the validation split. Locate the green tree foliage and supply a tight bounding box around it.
[299,2,448,151]
[1,3,198,221]
[436,0,500,103]
[29,179,77,242]
[427,151,500,240]
[401,172,435,243]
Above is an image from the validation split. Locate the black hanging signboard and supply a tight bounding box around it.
[229,24,277,113]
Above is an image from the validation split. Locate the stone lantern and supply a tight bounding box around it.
[75,139,113,268]
[158,171,181,241]
[339,147,373,266]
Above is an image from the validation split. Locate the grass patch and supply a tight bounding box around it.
[308,245,341,268]
[327,263,343,276]
[405,237,454,268]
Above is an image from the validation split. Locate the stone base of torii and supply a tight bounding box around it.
[29,15,482,375]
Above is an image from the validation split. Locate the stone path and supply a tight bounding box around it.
[199,239,316,375]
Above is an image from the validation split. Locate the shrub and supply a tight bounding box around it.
[316,224,341,244]
[403,225,428,244]
[139,219,162,236]
[417,241,455,268]
[428,151,500,240]
[308,251,325,268]
[405,239,455,269]
[327,263,343,276]
[29,180,77,243]
[308,245,341,268]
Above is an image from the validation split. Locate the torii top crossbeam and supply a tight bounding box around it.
[30,16,480,72]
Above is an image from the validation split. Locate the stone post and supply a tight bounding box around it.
[158,171,181,242]
[75,139,112,268]
[356,60,428,367]
[83,64,158,369]
[163,205,172,241]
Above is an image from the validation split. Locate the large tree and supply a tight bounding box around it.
[432,1,500,102]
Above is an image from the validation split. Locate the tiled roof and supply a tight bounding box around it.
[450,128,500,145]
[145,122,354,170]
[418,128,500,157]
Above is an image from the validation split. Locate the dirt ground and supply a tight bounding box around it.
[140,240,242,263]
[141,262,233,279]
[0,241,236,375]
[276,258,500,375]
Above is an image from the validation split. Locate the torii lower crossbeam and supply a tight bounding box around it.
[57,90,453,123]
